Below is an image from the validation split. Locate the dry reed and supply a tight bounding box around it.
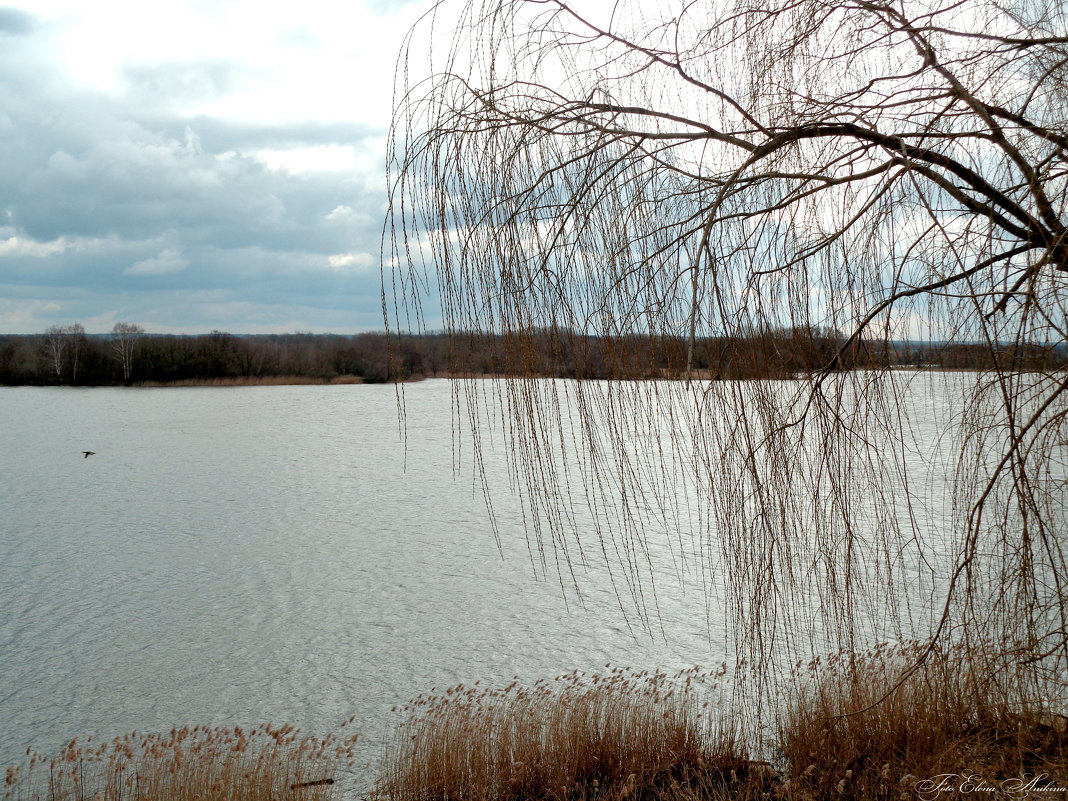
[3,721,359,801]
[379,649,1067,800]
[137,376,343,387]
[779,641,1068,800]
[9,646,1065,801]
[377,666,765,801]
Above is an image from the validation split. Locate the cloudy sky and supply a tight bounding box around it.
[0,0,431,333]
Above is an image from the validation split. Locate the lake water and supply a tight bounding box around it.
[0,381,730,785]
[4,375,1057,792]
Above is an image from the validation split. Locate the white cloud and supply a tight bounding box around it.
[253,145,358,174]
[0,232,120,257]
[126,249,190,276]
[0,234,71,257]
[326,204,355,220]
[328,252,374,270]
[325,203,377,228]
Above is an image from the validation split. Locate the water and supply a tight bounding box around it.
[0,381,723,782]
[5,375,1060,790]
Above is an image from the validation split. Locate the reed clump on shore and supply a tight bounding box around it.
[378,646,1066,801]
[3,722,358,801]
[5,646,1065,801]
[376,666,767,801]
[779,641,1068,801]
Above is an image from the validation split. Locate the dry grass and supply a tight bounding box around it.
[778,641,1068,801]
[3,722,359,801]
[137,376,337,387]
[8,646,1065,801]
[377,649,1067,801]
[376,666,765,801]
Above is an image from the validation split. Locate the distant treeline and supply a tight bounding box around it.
[0,325,1063,386]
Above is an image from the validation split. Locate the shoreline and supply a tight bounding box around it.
[135,375,368,387]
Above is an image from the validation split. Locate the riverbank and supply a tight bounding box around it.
[7,328,1058,388]
[135,374,367,387]
[6,644,1065,801]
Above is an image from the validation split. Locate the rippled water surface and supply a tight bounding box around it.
[0,382,726,779]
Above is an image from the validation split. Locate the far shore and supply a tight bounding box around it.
[4,364,1039,390]
[135,374,368,387]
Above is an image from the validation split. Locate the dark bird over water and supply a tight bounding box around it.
[82,451,95,458]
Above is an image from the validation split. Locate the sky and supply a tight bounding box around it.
[0,0,431,334]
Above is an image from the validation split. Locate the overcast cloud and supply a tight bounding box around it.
[0,0,426,333]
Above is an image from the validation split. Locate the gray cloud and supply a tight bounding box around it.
[0,48,395,333]
[121,61,247,106]
[0,7,34,35]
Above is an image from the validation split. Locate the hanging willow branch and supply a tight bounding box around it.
[385,0,1068,691]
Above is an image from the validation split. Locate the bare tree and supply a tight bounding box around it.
[111,322,144,383]
[388,0,1068,691]
[66,323,85,383]
[41,323,86,382]
[42,325,67,380]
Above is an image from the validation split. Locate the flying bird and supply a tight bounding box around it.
[82,451,95,458]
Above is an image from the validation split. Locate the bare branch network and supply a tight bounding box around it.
[387,0,1067,699]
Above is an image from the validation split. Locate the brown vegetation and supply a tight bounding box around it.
[4,327,1054,387]
[3,723,358,801]
[6,649,1065,801]
[0,331,415,386]
[779,643,1068,801]
[376,666,755,801]
[137,375,365,387]
[376,649,1066,801]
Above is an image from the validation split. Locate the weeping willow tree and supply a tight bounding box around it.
[386,0,1068,697]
